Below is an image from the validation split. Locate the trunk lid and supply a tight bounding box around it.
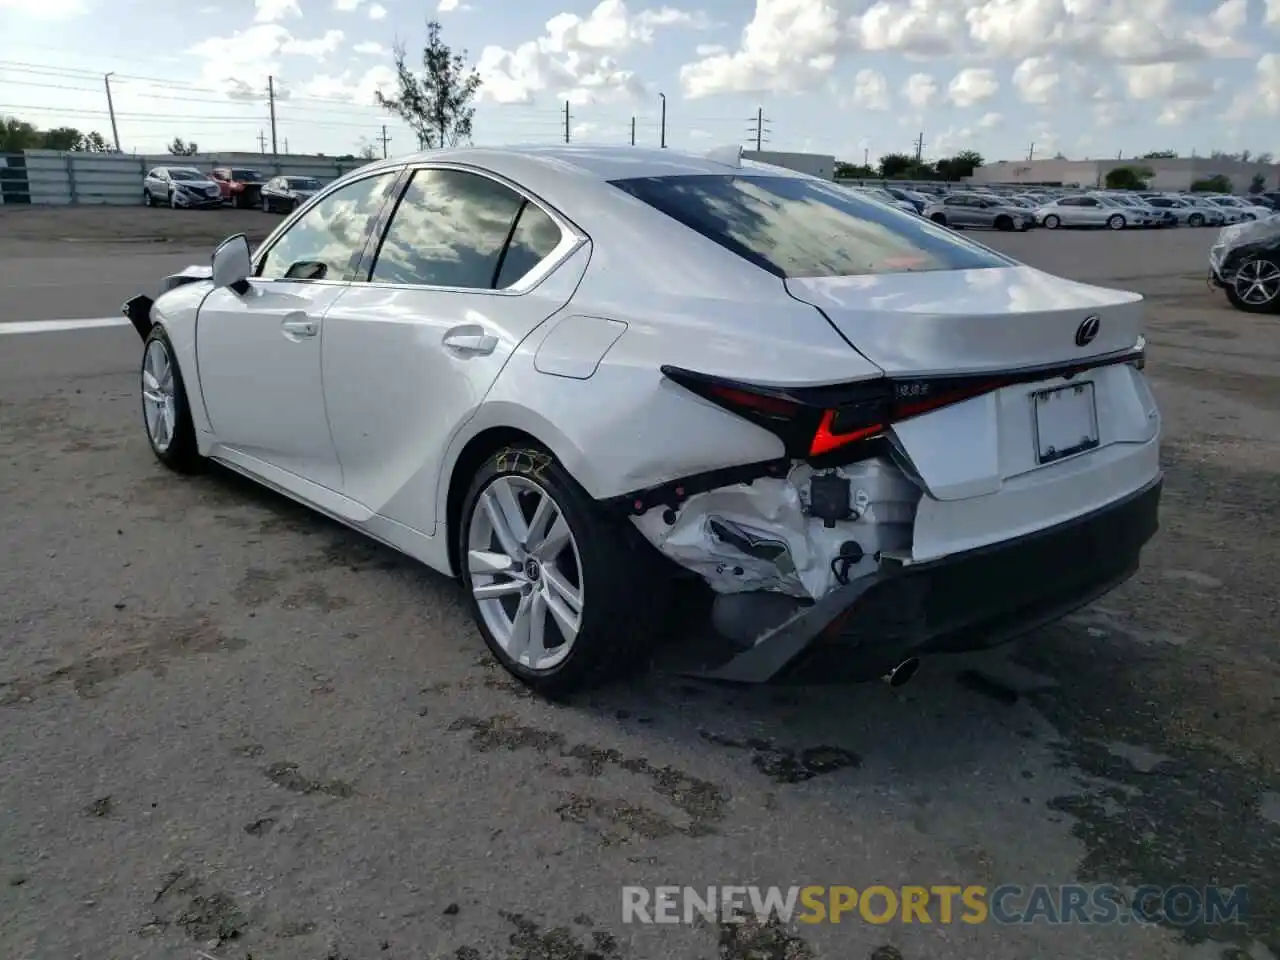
[785,265,1143,376]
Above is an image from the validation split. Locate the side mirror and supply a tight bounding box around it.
[212,233,252,291]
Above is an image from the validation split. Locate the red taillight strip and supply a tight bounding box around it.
[809,411,885,457]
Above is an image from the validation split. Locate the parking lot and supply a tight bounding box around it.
[1,206,1278,960]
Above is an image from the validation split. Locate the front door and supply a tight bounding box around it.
[195,167,403,491]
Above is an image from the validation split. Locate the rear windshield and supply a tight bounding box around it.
[169,168,204,180]
[609,174,1011,279]
[232,169,264,180]
[287,177,321,189]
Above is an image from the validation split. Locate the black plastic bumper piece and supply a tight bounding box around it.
[689,475,1163,685]
[123,294,155,341]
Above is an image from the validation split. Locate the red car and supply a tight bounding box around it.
[209,167,267,208]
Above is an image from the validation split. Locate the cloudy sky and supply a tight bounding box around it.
[1,0,1278,163]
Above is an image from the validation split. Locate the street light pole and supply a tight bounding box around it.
[659,92,667,149]
[104,72,121,152]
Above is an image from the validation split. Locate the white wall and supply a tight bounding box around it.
[743,150,836,180]
[22,150,374,205]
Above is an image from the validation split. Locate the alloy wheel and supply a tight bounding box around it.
[1233,259,1280,307]
[467,475,584,672]
[141,338,177,452]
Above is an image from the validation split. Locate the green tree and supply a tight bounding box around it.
[0,116,43,151]
[167,137,199,156]
[1248,173,1266,194]
[1190,174,1232,192]
[878,152,913,178]
[1104,165,1153,190]
[377,19,482,150]
[834,161,875,179]
[41,126,86,150]
[81,131,111,152]
[934,150,984,181]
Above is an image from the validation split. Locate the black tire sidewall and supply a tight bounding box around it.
[1045,215,1060,229]
[142,326,202,471]
[456,443,659,697]
[930,213,947,226]
[1108,215,1124,229]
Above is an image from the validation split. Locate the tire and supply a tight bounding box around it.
[168,189,177,209]
[1224,257,1280,314]
[1044,215,1061,230]
[1107,214,1125,230]
[929,213,948,226]
[994,215,1014,232]
[262,195,271,213]
[140,325,203,473]
[143,189,153,208]
[1189,213,1204,227]
[457,443,668,698]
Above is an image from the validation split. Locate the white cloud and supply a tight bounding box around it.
[1011,56,1060,104]
[947,67,998,107]
[353,40,386,54]
[187,25,344,97]
[850,68,889,110]
[1121,62,1210,100]
[680,0,846,97]
[481,0,704,104]
[254,0,299,21]
[1267,0,1280,26]
[368,3,387,17]
[0,0,85,16]
[300,65,398,104]
[857,0,965,57]
[438,0,459,8]
[902,72,937,109]
[977,111,1001,129]
[694,43,725,55]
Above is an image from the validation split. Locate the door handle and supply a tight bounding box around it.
[442,331,498,356]
[281,317,317,339]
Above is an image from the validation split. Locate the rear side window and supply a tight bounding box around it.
[495,202,562,289]
[370,168,527,289]
[610,175,1011,279]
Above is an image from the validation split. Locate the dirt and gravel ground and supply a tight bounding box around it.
[1,208,1278,960]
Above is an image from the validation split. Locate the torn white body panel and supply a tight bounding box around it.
[631,458,921,600]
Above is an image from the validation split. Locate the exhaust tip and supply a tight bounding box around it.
[882,657,920,688]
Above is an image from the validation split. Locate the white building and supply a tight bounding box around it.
[742,150,836,180]
[967,157,1280,192]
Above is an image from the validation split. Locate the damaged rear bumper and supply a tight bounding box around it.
[687,474,1162,684]
[123,294,155,340]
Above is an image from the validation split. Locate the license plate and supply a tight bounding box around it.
[1033,381,1099,465]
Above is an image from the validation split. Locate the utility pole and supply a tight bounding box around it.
[267,75,279,156]
[378,125,391,159]
[912,131,924,163]
[103,72,121,153]
[563,100,570,143]
[257,130,268,153]
[746,106,770,151]
[630,116,636,146]
[283,137,289,154]
[1027,142,1035,161]
[659,92,667,148]
[864,147,869,167]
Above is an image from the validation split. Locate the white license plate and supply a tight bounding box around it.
[1033,381,1099,465]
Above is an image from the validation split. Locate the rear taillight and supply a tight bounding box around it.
[662,342,1145,462]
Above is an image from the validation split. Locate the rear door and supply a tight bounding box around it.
[319,164,589,533]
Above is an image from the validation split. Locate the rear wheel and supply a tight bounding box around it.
[994,214,1014,232]
[141,326,203,473]
[930,212,948,226]
[261,195,270,213]
[168,189,177,209]
[1189,213,1205,227]
[458,444,668,698]
[1225,257,1280,314]
[1107,214,1125,230]
[143,189,153,207]
[1044,214,1061,229]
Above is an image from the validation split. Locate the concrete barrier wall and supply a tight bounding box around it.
[18,151,375,206]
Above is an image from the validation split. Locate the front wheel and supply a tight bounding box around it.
[930,212,948,226]
[1044,215,1061,229]
[1107,214,1125,230]
[141,326,203,472]
[458,445,667,698]
[261,195,271,213]
[143,189,153,207]
[994,215,1014,232]
[1225,257,1280,314]
[168,189,178,209]
[1189,213,1205,227]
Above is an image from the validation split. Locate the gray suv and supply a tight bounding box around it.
[142,167,223,209]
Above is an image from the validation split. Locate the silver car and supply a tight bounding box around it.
[142,166,223,209]
[923,192,1033,231]
[1145,195,1219,227]
[1034,194,1149,230]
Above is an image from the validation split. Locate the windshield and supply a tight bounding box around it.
[169,168,205,180]
[1211,197,1243,207]
[287,177,321,189]
[231,169,264,181]
[609,174,1011,279]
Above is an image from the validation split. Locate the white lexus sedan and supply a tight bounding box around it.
[122,145,1163,698]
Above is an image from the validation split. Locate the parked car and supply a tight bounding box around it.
[922,192,1032,230]
[260,175,324,213]
[119,144,1161,696]
[1144,195,1216,227]
[883,186,930,213]
[847,185,918,215]
[1209,215,1280,313]
[1100,193,1174,228]
[142,167,223,209]
[210,166,268,208]
[1203,195,1273,222]
[1180,195,1231,225]
[1253,192,1280,211]
[1034,194,1148,230]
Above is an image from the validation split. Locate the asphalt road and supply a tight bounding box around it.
[1,212,1278,960]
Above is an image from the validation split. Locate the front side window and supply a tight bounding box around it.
[369,168,528,289]
[258,171,400,282]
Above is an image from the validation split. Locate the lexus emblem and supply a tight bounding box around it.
[1075,315,1100,347]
